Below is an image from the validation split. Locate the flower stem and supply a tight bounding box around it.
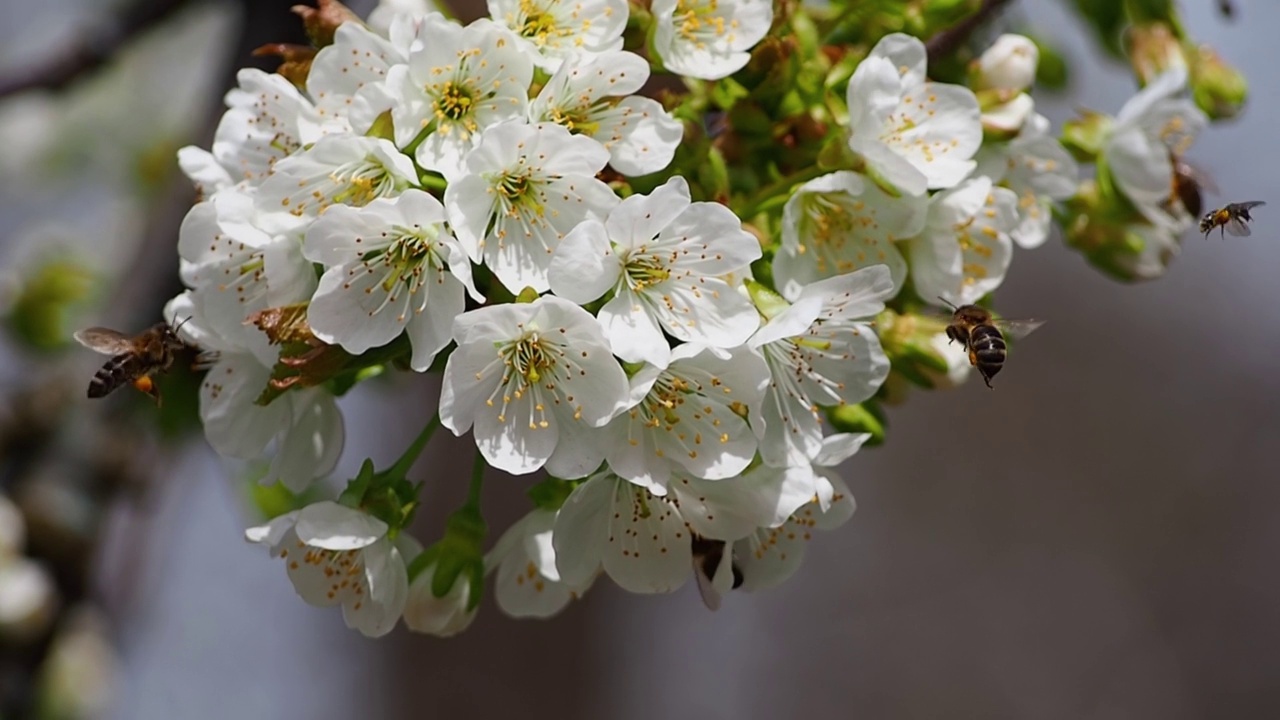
[388,414,441,481]
[467,450,486,509]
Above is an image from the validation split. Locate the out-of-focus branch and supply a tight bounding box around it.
[925,0,1017,62]
[0,0,193,98]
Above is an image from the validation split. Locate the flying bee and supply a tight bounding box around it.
[939,299,1044,389]
[691,535,744,611]
[1166,153,1216,219]
[1200,201,1265,239]
[74,319,190,403]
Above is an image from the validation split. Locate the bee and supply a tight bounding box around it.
[1200,201,1265,239]
[73,319,190,403]
[691,535,744,611]
[1217,0,1234,19]
[939,299,1044,389]
[1167,154,1216,219]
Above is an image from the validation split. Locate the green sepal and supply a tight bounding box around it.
[527,477,580,511]
[826,403,886,446]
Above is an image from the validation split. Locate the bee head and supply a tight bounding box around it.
[165,316,194,350]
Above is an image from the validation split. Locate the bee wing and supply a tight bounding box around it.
[1225,217,1252,237]
[1235,200,1266,211]
[74,327,134,355]
[994,318,1045,341]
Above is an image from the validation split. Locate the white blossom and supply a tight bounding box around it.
[255,135,419,234]
[487,508,591,618]
[303,189,480,371]
[976,113,1079,249]
[547,176,759,366]
[845,33,982,196]
[386,16,533,181]
[553,469,798,595]
[487,0,628,72]
[749,266,893,468]
[246,501,408,638]
[530,50,683,176]
[166,293,344,491]
[307,22,406,135]
[446,121,618,294]
[907,175,1019,307]
[773,170,926,302]
[200,68,322,187]
[176,187,317,352]
[651,0,773,81]
[439,295,630,477]
[734,435,861,590]
[600,343,769,494]
[1103,67,1207,229]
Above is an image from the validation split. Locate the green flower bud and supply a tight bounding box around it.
[1189,45,1248,120]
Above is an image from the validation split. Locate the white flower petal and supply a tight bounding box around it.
[294,501,388,551]
[547,219,621,304]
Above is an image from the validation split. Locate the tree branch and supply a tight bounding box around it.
[0,0,193,98]
[925,0,1017,63]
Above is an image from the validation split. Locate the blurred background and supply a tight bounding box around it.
[2,0,1278,718]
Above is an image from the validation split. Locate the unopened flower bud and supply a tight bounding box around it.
[975,34,1039,92]
[1126,23,1187,86]
[1190,45,1248,120]
[403,561,479,637]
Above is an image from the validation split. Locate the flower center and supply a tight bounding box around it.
[368,226,441,296]
[800,193,889,274]
[548,105,601,135]
[517,1,563,45]
[673,0,735,47]
[435,80,476,123]
[623,254,671,291]
[329,157,402,207]
[505,332,556,385]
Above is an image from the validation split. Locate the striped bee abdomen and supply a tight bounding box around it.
[970,324,1006,387]
[88,353,142,398]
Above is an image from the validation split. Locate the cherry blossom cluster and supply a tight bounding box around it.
[161,0,1224,637]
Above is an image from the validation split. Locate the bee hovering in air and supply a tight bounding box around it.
[939,299,1044,389]
[691,535,744,611]
[1200,201,1266,239]
[74,319,190,403]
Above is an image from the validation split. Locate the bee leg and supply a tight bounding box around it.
[133,376,162,405]
[967,347,978,367]
[981,371,994,389]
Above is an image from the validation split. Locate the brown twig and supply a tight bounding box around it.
[0,0,193,98]
[925,0,1017,63]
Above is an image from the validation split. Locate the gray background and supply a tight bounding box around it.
[6,0,1280,718]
